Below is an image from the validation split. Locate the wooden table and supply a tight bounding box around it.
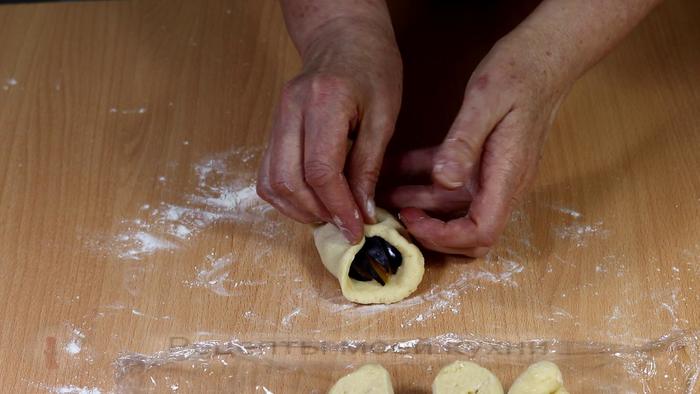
[0,0,698,392]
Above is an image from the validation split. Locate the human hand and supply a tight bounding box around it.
[386,30,571,256]
[257,16,402,243]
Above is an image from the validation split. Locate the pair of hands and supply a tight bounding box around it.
[257,18,569,256]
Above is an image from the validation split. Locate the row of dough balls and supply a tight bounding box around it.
[329,360,569,394]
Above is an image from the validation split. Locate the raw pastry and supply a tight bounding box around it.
[432,360,504,394]
[507,361,569,394]
[313,209,424,304]
[328,363,394,394]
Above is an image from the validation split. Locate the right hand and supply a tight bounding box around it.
[257,17,403,243]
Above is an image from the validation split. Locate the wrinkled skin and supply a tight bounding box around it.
[386,31,570,256]
[258,0,662,256]
[257,15,402,243]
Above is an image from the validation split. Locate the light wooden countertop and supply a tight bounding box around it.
[0,0,698,392]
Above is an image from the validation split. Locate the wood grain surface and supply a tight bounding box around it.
[0,0,698,392]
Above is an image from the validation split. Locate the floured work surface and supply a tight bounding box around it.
[0,0,699,393]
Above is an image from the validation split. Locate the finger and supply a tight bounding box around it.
[405,114,533,253]
[399,208,491,257]
[399,207,486,250]
[347,107,397,223]
[465,118,532,248]
[266,86,331,223]
[433,75,507,190]
[387,184,473,214]
[382,147,438,179]
[303,81,364,243]
[411,234,489,257]
[257,148,320,224]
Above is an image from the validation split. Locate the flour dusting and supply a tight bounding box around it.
[185,252,267,297]
[87,146,281,262]
[186,253,236,296]
[555,221,609,247]
[550,205,583,218]
[116,230,178,260]
[3,77,17,90]
[64,328,85,356]
[49,386,102,394]
[110,107,147,114]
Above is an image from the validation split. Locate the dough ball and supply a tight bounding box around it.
[507,361,568,394]
[432,360,504,394]
[313,208,424,304]
[328,364,394,394]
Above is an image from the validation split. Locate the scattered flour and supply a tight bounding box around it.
[65,328,85,356]
[50,386,102,394]
[184,252,267,297]
[547,205,610,248]
[88,146,279,262]
[27,381,103,394]
[2,77,17,90]
[108,107,147,114]
[555,221,610,247]
[115,231,178,260]
[550,205,583,218]
[186,253,236,296]
[65,341,81,356]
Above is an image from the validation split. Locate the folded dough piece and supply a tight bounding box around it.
[313,209,424,304]
[432,360,504,394]
[328,364,394,394]
[507,361,569,394]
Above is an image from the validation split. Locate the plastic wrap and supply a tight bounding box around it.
[114,331,699,393]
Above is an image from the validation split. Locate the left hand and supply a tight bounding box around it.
[385,29,572,257]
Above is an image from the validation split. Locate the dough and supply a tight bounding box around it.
[432,360,504,394]
[507,361,568,394]
[328,364,394,394]
[313,209,424,304]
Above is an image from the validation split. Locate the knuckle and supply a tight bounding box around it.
[304,160,338,188]
[469,247,491,258]
[279,83,298,104]
[269,177,295,198]
[477,228,500,248]
[350,166,380,190]
[308,75,354,104]
[311,74,349,92]
[255,182,273,202]
[372,114,396,136]
[444,134,480,158]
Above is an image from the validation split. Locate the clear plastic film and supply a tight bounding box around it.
[114,331,699,393]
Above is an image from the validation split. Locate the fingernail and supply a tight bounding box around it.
[399,208,427,223]
[341,228,355,242]
[333,215,354,241]
[434,161,464,188]
[366,198,376,219]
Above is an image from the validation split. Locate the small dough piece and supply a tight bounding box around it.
[432,360,504,394]
[328,364,394,394]
[313,209,424,304]
[507,361,569,394]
